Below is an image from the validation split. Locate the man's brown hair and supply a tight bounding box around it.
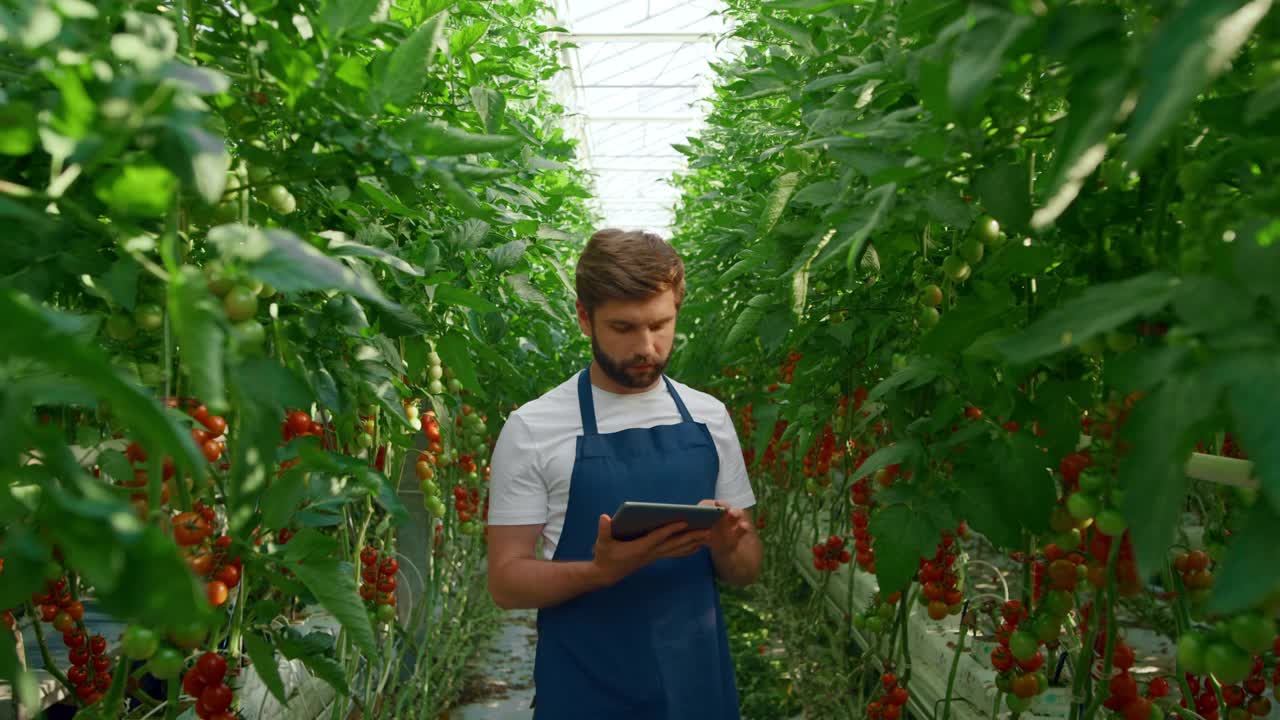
[575,228,686,315]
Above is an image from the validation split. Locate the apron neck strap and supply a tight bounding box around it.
[577,369,599,436]
[576,369,696,436]
[662,376,695,423]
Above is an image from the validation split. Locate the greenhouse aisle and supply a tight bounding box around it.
[449,610,537,720]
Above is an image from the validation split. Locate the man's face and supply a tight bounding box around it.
[577,289,678,390]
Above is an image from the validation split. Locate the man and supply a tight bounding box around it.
[486,228,763,719]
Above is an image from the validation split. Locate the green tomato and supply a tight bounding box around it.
[223,286,259,322]
[121,626,160,660]
[878,603,896,621]
[919,284,943,307]
[1009,630,1039,662]
[1034,615,1062,643]
[1094,509,1127,537]
[1043,590,1074,618]
[426,351,441,366]
[428,380,445,395]
[258,283,275,298]
[973,215,1000,244]
[851,614,867,630]
[134,303,164,332]
[265,184,297,215]
[420,479,439,496]
[960,238,985,264]
[865,616,884,634]
[376,603,397,625]
[248,164,271,185]
[1077,469,1106,493]
[427,496,446,518]
[447,378,463,393]
[942,255,971,282]
[147,647,185,679]
[1066,492,1100,522]
[1006,694,1032,713]
[212,198,241,224]
[356,432,374,449]
[1176,632,1208,675]
[138,362,164,386]
[1205,642,1252,685]
[106,314,136,341]
[234,320,266,350]
[428,365,444,381]
[205,267,235,297]
[1228,612,1275,655]
[919,306,941,328]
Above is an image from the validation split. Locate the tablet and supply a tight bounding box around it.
[610,501,726,541]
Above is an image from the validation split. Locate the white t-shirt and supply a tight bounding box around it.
[488,373,757,559]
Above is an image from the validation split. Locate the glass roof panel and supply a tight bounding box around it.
[550,0,731,237]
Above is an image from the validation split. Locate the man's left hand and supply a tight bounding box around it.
[698,500,752,555]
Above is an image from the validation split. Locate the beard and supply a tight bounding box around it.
[591,335,668,389]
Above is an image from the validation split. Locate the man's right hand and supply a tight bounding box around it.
[590,514,710,587]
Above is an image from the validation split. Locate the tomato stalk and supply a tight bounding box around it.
[95,652,131,717]
[227,565,248,662]
[24,602,76,700]
[164,664,180,720]
[1080,536,1122,720]
[940,611,968,720]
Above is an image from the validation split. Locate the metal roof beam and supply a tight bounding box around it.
[552,32,717,43]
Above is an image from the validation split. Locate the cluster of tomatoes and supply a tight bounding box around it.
[358,546,399,625]
[990,600,1052,713]
[801,424,839,482]
[27,575,113,706]
[811,534,851,573]
[1177,611,1276,687]
[453,484,484,525]
[280,409,327,444]
[866,672,910,720]
[182,651,237,720]
[918,530,963,620]
[759,419,790,474]
[851,591,901,635]
[1182,669,1276,720]
[850,485,877,574]
[1096,640,1165,720]
[1173,549,1216,603]
[415,449,446,519]
[174,502,241,607]
[765,349,802,393]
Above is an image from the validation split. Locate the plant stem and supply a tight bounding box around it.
[941,616,968,720]
[25,604,77,700]
[1081,538,1122,720]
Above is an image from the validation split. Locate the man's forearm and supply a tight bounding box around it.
[489,557,613,610]
[711,534,763,587]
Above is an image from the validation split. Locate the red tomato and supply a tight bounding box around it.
[195,652,227,685]
[206,580,229,607]
[286,411,312,436]
[216,564,240,589]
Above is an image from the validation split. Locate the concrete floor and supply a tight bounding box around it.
[448,610,537,720]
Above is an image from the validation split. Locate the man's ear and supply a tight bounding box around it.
[575,300,592,336]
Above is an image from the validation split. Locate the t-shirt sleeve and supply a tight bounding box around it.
[487,413,549,525]
[708,401,757,510]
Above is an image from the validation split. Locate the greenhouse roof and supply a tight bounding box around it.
[549,0,731,237]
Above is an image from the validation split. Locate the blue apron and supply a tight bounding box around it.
[531,369,740,719]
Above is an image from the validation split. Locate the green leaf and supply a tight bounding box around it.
[433,284,498,313]
[1124,0,1272,167]
[921,294,1016,354]
[169,267,227,414]
[1215,353,1280,514]
[165,124,228,206]
[488,240,528,272]
[974,161,1031,233]
[233,357,313,415]
[99,257,141,311]
[423,163,492,218]
[437,329,481,397]
[470,86,506,134]
[243,633,289,706]
[849,440,923,484]
[947,8,1033,119]
[320,0,381,38]
[449,21,489,55]
[1033,66,1129,229]
[759,172,801,234]
[93,163,177,218]
[0,101,38,155]
[0,291,206,479]
[952,463,1024,549]
[373,14,447,110]
[869,503,937,593]
[277,630,350,695]
[209,225,398,309]
[507,274,555,319]
[868,358,946,402]
[1120,375,1216,577]
[0,634,37,711]
[762,16,818,55]
[724,294,774,350]
[290,559,378,658]
[1209,499,1280,613]
[261,467,308,531]
[397,116,520,156]
[994,273,1181,364]
[324,234,423,276]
